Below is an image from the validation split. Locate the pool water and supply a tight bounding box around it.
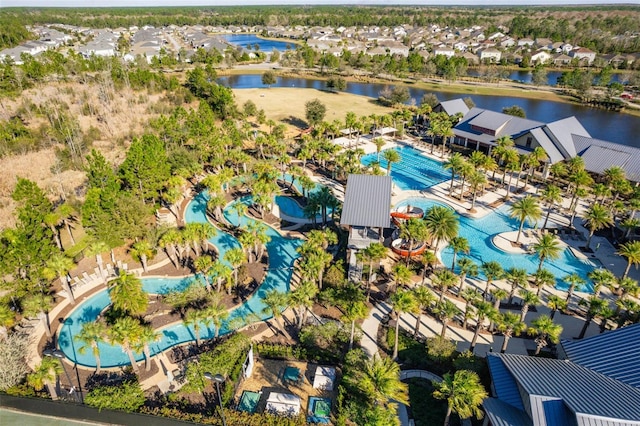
[59,195,302,368]
[395,197,595,292]
[307,396,331,424]
[238,390,261,413]
[361,145,449,191]
[275,195,331,220]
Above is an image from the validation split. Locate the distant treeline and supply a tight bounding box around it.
[1,5,639,52]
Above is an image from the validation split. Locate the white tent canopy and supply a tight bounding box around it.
[313,366,336,391]
[265,392,301,415]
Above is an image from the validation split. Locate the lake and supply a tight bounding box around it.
[223,34,294,52]
[217,74,640,147]
[466,69,625,86]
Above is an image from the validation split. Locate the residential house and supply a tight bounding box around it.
[478,47,501,63]
[552,53,573,66]
[517,38,535,47]
[530,50,552,65]
[570,47,596,64]
[433,46,455,58]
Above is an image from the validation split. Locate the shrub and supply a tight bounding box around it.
[85,380,145,412]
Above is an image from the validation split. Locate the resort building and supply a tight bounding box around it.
[446,102,640,183]
[340,174,392,250]
[559,323,640,390]
[484,353,640,426]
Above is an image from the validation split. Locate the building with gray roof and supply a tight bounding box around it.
[434,98,469,118]
[485,353,640,426]
[441,100,640,183]
[559,323,640,390]
[341,174,391,249]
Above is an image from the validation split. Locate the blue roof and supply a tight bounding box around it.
[487,353,524,410]
[561,323,640,389]
[492,353,640,424]
[540,398,577,426]
[483,398,533,426]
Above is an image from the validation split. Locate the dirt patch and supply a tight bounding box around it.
[232,87,394,129]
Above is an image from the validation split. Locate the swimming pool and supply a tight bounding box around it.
[238,390,261,413]
[395,197,595,293]
[307,396,331,424]
[58,195,302,368]
[361,145,449,191]
[275,195,331,220]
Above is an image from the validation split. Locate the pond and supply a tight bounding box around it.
[217,74,640,148]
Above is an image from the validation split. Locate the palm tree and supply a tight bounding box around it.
[364,242,387,284]
[23,293,54,338]
[262,290,289,338]
[509,196,541,244]
[469,300,495,353]
[390,289,418,359]
[425,205,459,250]
[433,299,461,338]
[390,263,412,293]
[399,218,429,265]
[577,297,608,339]
[412,286,436,337]
[223,247,245,293]
[432,269,458,302]
[582,204,613,249]
[211,260,232,293]
[42,254,75,305]
[372,137,386,162]
[503,149,521,199]
[497,312,526,353]
[129,240,155,273]
[184,308,211,347]
[460,288,481,329]
[206,301,229,339]
[443,153,465,197]
[528,315,562,355]
[518,289,540,322]
[289,280,318,330]
[231,202,248,226]
[547,294,568,320]
[343,300,368,350]
[532,268,555,296]
[75,320,108,373]
[133,325,160,372]
[448,237,470,272]
[563,273,586,304]
[382,149,401,175]
[159,228,182,268]
[432,370,487,426]
[481,261,504,299]
[108,316,143,373]
[532,232,562,272]
[361,356,409,406]
[540,184,563,229]
[108,271,148,316]
[488,287,508,332]
[420,250,438,285]
[207,193,227,222]
[194,255,215,291]
[588,268,615,298]
[28,357,63,400]
[506,267,528,305]
[617,240,640,279]
[456,257,478,294]
[467,170,487,210]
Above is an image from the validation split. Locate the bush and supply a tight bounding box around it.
[85,380,145,412]
[299,321,349,363]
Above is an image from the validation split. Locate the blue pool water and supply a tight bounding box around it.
[361,145,449,191]
[58,195,301,368]
[396,197,596,292]
[275,195,331,220]
[307,396,331,424]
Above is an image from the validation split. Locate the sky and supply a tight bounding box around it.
[1,0,635,8]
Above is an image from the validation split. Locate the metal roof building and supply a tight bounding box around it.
[443,99,640,182]
[560,323,640,390]
[435,98,470,118]
[340,174,391,229]
[485,353,640,426]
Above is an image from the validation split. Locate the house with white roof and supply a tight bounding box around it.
[433,46,455,58]
[570,47,596,64]
[530,50,552,65]
[478,47,501,63]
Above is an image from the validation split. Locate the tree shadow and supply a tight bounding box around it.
[282,115,308,131]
